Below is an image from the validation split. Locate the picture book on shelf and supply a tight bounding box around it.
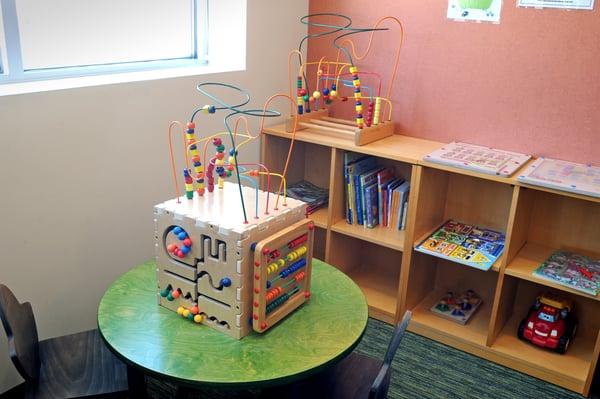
[415,220,505,271]
[424,142,531,177]
[359,167,383,226]
[533,250,600,296]
[430,290,482,325]
[518,157,600,199]
[344,154,377,224]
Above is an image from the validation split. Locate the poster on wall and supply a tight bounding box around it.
[447,0,503,23]
[517,0,594,9]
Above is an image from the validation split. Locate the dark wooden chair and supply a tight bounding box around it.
[0,284,128,398]
[268,311,412,399]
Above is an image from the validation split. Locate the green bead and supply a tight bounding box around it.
[167,293,174,301]
[160,288,169,297]
[187,313,194,320]
[303,95,309,102]
[226,170,232,178]
[216,144,225,152]
[186,191,193,200]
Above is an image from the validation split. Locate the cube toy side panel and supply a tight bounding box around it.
[154,201,307,339]
[253,219,315,333]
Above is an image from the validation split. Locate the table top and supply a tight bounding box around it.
[97,259,368,388]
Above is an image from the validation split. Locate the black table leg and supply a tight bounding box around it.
[127,364,146,398]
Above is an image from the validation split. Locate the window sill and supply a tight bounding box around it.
[0,60,246,97]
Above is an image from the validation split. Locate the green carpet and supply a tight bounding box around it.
[147,318,587,398]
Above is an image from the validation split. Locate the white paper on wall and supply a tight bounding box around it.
[447,0,503,23]
[517,0,594,9]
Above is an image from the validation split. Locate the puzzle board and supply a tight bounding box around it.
[430,290,482,325]
[518,158,600,199]
[424,142,531,177]
[253,219,314,333]
[415,220,505,271]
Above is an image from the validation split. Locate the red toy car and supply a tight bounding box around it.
[517,293,578,354]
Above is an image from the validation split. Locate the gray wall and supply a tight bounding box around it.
[0,1,308,392]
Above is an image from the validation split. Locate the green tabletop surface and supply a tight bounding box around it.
[97,259,368,388]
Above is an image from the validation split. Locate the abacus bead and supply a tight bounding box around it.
[312,91,321,99]
[167,293,174,301]
[267,281,272,288]
[172,290,181,298]
[183,238,192,247]
[176,250,184,258]
[260,322,267,330]
[254,288,260,293]
[194,314,203,323]
[177,306,185,315]
[187,313,194,321]
[255,274,260,280]
[167,244,177,253]
[182,309,190,318]
[160,287,170,297]
[173,226,182,234]
[187,122,195,129]
[191,305,199,315]
[177,231,187,240]
[181,246,190,254]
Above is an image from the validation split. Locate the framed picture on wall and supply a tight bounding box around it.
[517,0,594,9]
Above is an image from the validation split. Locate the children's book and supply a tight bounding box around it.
[430,290,482,325]
[344,153,368,224]
[384,178,402,227]
[533,250,600,296]
[360,168,383,226]
[518,157,600,199]
[400,195,409,230]
[377,169,395,226]
[347,156,377,225]
[394,181,410,230]
[424,142,531,177]
[415,220,505,271]
[364,183,379,229]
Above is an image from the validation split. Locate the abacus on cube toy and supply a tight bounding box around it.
[155,83,314,339]
[285,14,404,146]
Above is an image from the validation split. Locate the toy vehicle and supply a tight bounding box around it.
[517,293,578,354]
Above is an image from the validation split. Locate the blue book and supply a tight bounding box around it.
[377,169,394,226]
[360,168,383,227]
[394,181,410,230]
[344,153,368,224]
[364,183,379,229]
[347,156,377,225]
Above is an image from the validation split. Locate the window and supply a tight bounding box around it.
[0,0,208,84]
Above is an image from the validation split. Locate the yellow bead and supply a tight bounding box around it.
[349,66,358,73]
[297,97,303,106]
[313,91,322,99]
[353,79,361,87]
[355,105,363,112]
[330,90,337,98]
[194,314,203,323]
[177,307,184,315]
[182,309,190,318]
[202,105,210,114]
[277,259,285,266]
[215,159,224,166]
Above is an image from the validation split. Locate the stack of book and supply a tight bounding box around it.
[286,180,329,215]
[343,152,410,230]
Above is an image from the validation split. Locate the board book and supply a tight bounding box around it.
[517,157,600,199]
[424,142,531,177]
[415,220,505,271]
[533,250,600,296]
[430,290,482,325]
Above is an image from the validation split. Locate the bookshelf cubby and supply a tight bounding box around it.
[261,124,600,396]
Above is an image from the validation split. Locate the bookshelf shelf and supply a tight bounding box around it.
[262,123,600,396]
[331,220,405,252]
[504,242,600,301]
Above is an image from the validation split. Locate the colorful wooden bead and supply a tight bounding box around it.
[167,293,174,301]
[312,91,321,99]
[177,306,185,315]
[194,314,203,323]
[182,309,190,318]
[191,305,199,315]
[220,277,232,287]
[172,289,181,299]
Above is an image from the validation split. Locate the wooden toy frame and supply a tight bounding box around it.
[285,109,394,147]
[252,219,315,332]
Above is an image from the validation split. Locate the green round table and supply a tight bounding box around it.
[98,259,368,391]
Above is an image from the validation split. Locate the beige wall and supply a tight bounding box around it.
[0,1,307,392]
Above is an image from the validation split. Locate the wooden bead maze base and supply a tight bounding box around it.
[285,108,394,146]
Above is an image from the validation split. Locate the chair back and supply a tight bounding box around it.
[369,310,412,399]
[0,284,40,381]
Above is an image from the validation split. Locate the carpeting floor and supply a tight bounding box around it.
[147,318,587,399]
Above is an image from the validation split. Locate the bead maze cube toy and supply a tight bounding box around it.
[156,83,315,339]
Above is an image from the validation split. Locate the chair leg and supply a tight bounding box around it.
[127,364,147,398]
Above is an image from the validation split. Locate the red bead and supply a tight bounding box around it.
[255,261,260,267]
[305,291,311,299]
[309,96,315,102]
[262,248,270,255]
[176,250,184,258]
[255,274,260,280]
[254,288,260,294]
[254,301,259,307]
[228,165,235,171]
[172,290,181,299]
[260,322,267,330]
[187,122,195,129]
[299,89,307,96]
[253,314,259,320]
[183,238,192,247]
[197,188,205,195]
[167,244,177,253]
[213,138,222,146]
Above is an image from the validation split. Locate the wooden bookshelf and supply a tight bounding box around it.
[261,123,600,396]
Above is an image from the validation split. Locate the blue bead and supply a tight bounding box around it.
[190,145,197,150]
[331,84,337,90]
[266,280,272,289]
[354,88,361,93]
[229,149,238,156]
[250,242,257,251]
[357,114,363,118]
[186,129,194,133]
[194,161,201,167]
[177,231,187,240]
[181,246,190,254]
[173,226,182,234]
[208,105,216,114]
[220,277,232,287]
[322,88,330,96]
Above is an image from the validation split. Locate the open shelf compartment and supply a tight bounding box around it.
[405,252,499,349]
[328,148,413,251]
[490,276,600,393]
[504,186,600,301]
[327,231,401,323]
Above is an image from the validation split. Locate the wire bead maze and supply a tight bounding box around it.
[286,13,404,145]
[167,83,301,224]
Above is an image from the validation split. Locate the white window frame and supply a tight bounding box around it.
[0,0,209,84]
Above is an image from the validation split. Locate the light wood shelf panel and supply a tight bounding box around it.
[345,265,398,324]
[491,314,595,393]
[505,242,600,301]
[331,220,405,252]
[309,207,328,229]
[410,290,491,347]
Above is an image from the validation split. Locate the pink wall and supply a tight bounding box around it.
[307,0,600,164]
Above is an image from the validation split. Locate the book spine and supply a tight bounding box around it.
[366,188,373,228]
[400,200,409,230]
[354,175,363,225]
